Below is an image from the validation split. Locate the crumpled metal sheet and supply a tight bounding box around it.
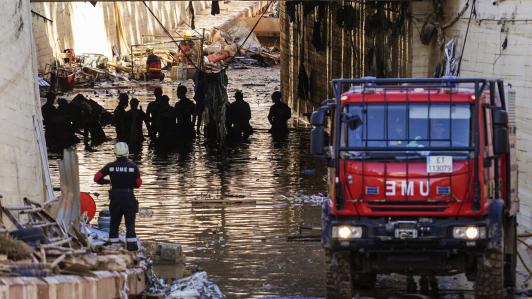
[53,147,81,234]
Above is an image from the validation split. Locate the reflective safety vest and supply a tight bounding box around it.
[148,61,161,73]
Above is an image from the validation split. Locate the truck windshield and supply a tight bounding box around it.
[340,103,474,158]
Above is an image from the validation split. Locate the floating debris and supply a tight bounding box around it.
[280,191,325,204]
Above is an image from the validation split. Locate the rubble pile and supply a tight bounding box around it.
[39,51,132,93]
[0,198,141,277]
[203,22,280,70]
[0,196,226,298]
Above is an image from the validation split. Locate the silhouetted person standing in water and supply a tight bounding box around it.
[267,91,291,134]
[114,93,129,141]
[174,85,195,139]
[41,92,57,128]
[146,87,162,139]
[124,98,148,144]
[228,91,253,139]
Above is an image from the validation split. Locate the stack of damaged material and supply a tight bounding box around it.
[40,51,132,93]
[203,21,280,71]
[0,197,143,278]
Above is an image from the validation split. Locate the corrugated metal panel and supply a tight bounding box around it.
[38,78,50,87]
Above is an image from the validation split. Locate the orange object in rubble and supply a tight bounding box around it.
[207,50,229,63]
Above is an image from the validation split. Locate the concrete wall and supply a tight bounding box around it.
[411,0,532,231]
[30,1,209,71]
[280,1,412,122]
[0,0,46,205]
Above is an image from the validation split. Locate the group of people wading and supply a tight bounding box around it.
[112,87,292,145]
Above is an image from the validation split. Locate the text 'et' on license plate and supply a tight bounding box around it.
[427,156,452,173]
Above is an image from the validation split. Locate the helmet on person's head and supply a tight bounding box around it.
[114,142,129,157]
[177,85,187,93]
[272,91,282,99]
[146,46,154,53]
[118,93,129,101]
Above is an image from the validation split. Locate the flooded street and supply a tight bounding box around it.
[46,67,531,299]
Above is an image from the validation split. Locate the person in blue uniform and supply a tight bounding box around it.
[93,142,142,251]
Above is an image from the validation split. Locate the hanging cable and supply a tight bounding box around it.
[142,1,199,70]
[115,2,131,54]
[456,0,475,76]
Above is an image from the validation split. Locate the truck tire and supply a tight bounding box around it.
[9,227,46,243]
[325,248,353,299]
[475,248,504,298]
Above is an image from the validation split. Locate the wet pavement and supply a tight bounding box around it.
[46,67,532,298]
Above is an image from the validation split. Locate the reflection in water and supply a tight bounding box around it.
[47,69,328,298]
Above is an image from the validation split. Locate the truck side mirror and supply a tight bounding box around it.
[311,127,325,155]
[493,126,509,155]
[492,109,508,126]
[492,109,509,155]
[311,109,326,126]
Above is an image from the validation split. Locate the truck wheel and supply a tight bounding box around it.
[325,248,353,299]
[475,248,504,298]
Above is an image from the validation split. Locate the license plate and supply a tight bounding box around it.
[427,156,452,173]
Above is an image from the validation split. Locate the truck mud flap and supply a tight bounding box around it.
[322,202,333,248]
[488,199,504,249]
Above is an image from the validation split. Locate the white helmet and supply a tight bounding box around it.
[114,142,129,157]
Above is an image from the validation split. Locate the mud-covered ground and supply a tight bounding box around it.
[46,66,532,298]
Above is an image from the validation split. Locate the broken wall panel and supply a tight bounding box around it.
[410,0,532,232]
[30,1,210,72]
[280,1,412,123]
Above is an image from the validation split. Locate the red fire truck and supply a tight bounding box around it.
[310,78,518,298]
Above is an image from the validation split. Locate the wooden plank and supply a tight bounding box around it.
[19,208,43,214]
[40,238,71,248]
[51,254,66,268]
[2,208,23,229]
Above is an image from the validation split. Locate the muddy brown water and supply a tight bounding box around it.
[46,68,529,299]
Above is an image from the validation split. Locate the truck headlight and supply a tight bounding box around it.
[453,227,485,239]
[332,226,362,239]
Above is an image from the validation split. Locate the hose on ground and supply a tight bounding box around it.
[517,250,532,276]
[516,237,532,275]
